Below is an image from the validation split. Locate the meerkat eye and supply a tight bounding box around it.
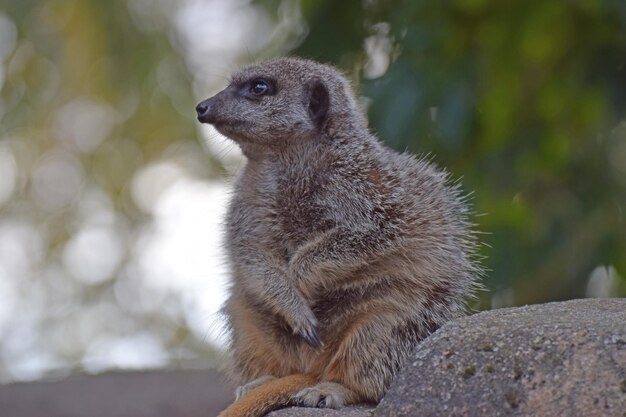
[250,80,270,96]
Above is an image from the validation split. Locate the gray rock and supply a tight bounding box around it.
[375,298,626,417]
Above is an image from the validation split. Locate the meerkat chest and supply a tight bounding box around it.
[263,166,334,246]
[229,162,336,259]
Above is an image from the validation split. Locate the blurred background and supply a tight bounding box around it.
[0,0,624,384]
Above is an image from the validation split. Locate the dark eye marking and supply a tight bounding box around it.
[240,78,276,100]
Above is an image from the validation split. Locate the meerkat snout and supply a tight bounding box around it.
[195,99,211,122]
[196,93,224,124]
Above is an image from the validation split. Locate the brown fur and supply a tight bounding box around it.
[196,57,482,416]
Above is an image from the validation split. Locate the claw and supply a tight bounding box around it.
[293,396,305,407]
[317,397,327,408]
[300,324,323,348]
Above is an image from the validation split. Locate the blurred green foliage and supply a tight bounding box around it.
[290,0,626,305]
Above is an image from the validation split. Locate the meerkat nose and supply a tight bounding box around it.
[195,99,215,123]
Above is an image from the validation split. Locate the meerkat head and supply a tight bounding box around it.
[195,58,364,148]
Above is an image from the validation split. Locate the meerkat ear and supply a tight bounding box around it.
[306,78,329,129]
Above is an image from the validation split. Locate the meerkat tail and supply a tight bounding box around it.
[217,374,318,417]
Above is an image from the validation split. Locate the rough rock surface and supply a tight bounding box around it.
[375,298,626,417]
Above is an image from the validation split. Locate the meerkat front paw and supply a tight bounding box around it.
[292,382,357,409]
[289,305,323,348]
[235,375,277,400]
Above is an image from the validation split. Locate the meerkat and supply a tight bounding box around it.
[195,57,481,417]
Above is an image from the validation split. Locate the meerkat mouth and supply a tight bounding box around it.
[211,120,253,144]
[211,119,246,131]
[196,113,245,131]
